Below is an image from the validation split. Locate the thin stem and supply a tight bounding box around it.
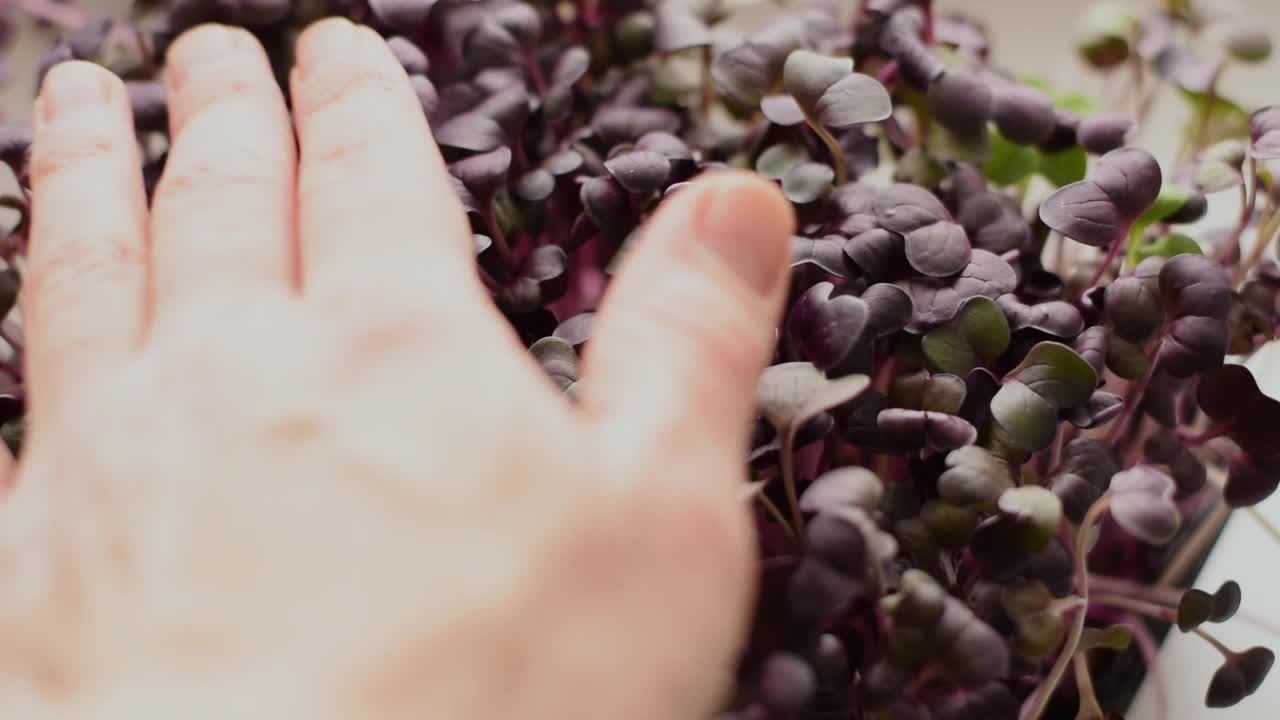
[1188,70,1224,162]
[1089,592,1175,622]
[756,490,798,547]
[1073,653,1104,720]
[1157,499,1230,587]
[1247,507,1280,546]
[477,267,501,293]
[1238,201,1280,284]
[1020,493,1111,720]
[1089,575,1182,606]
[1193,626,1233,658]
[0,360,20,382]
[481,204,514,272]
[1221,155,1259,267]
[1078,234,1126,299]
[1127,614,1169,720]
[1104,351,1157,445]
[875,60,899,86]
[1176,422,1229,448]
[806,118,849,186]
[524,48,547,95]
[779,430,807,552]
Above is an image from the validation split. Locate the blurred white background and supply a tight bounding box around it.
[1,0,1279,718]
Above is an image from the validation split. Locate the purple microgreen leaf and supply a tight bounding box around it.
[449,146,512,199]
[782,162,835,204]
[1196,364,1280,506]
[592,106,681,147]
[1105,256,1165,340]
[411,74,439,116]
[368,0,436,33]
[550,45,589,88]
[998,297,1084,338]
[652,2,710,54]
[845,228,908,280]
[529,336,578,389]
[875,184,972,277]
[933,597,1011,683]
[1206,648,1274,708]
[1077,112,1135,155]
[1074,3,1137,68]
[938,445,1014,507]
[991,85,1056,146]
[1001,580,1066,657]
[1109,464,1182,545]
[799,466,883,514]
[922,296,1010,376]
[553,311,594,348]
[997,486,1063,552]
[862,282,914,337]
[492,2,540,46]
[990,341,1096,452]
[1196,140,1247,193]
[956,191,1030,254]
[927,70,993,137]
[877,408,977,453]
[580,176,628,231]
[790,235,853,277]
[603,150,671,193]
[814,72,893,129]
[781,49,852,112]
[386,35,428,74]
[1250,106,1280,159]
[514,168,555,202]
[759,651,817,712]
[434,112,505,152]
[756,142,810,179]
[1155,254,1231,377]
[1224,25,1272,64]
[899,250,1018,332]
[1073,326,1108,379]
[786,281,868,371]
[757,362,871,436]
[761,94,806,126]
[1064,389,1123,429]
[1038,146,1163,247]
[889,370,967,414]
[1144,431,1208,498]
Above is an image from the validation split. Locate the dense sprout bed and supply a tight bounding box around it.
[0,0,1279,718]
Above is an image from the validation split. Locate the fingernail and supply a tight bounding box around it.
[296,17,358,67]
[39,61,111,123]
[696,174,794,296]
[166,24,247,90]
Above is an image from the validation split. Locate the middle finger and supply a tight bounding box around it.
[150,24,298,317]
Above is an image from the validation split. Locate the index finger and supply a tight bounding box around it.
[290,19,482,320]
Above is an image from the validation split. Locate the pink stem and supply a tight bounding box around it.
[1127,614,1169,720]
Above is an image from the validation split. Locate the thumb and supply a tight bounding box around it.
[579,170,794,461]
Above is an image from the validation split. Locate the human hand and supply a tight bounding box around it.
[0,18,794,720]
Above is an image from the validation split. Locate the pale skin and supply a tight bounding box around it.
[0,17,796,720]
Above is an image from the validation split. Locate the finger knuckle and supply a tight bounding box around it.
[22,234,143,324]
[30,126,118,185]
[300,62,402,129]
[154,135,281,203]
